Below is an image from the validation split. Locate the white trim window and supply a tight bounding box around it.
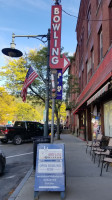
[99,29,103,61]
[87,6,91,38]
[91,48,94,74]
[87,58,92,82]
[104,101,112,137]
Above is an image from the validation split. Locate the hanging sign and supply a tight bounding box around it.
[50,5,70,73]
[56,69,62,100]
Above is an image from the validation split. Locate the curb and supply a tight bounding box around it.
[8,166,33,200]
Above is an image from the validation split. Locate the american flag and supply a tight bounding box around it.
[21,66,38,102]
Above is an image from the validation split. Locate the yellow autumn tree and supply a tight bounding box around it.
[48,102,66,124]
[0,57,27,92]
[59,102,66,123]
[0,87,17,124]
[0,87,44,124]
[16,102,43,122]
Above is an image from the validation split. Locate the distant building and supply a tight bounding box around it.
[69,0,112,140]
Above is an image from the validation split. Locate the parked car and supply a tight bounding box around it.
[0,150,6,174]
[0,121,51,145]
[48,124,63,135]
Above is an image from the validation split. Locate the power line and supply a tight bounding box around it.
[62,9,78,18]
[62,9,112,21]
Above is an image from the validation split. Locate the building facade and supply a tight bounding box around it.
[69,0,112,141]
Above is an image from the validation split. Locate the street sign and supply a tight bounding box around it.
[50,5,70,73]
[56,69,62,100]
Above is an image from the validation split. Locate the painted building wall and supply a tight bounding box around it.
[70,0,112,140]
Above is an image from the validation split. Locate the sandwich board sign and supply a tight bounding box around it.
[34,143,65,199]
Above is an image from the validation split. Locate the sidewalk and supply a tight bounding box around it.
[9,134,112,200]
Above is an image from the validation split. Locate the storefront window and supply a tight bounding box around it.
[104,101,112,137]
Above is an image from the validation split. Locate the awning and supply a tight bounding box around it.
[87,82,109,105]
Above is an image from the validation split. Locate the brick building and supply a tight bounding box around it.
[69,0,112,140]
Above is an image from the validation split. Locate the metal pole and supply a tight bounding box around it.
[51,98,55,143]
[44,29,50,137]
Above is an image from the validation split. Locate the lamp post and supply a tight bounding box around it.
[2,29,51,137]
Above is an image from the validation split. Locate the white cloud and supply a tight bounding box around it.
[0,0,17,7]
[22,0,51,10]
[0,27,17,33]
[0,0,52,11]
[62,0,80,15]
[0,0,80,13]
[68,52,74,57]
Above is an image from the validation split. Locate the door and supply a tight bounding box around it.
[26,122,37,139]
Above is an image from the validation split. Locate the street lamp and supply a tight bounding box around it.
[2,29,51,137]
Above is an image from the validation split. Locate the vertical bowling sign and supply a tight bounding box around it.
[50,4,70,73]
[56,69,62,100]
[50,5,62,69]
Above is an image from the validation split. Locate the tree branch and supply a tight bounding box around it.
[29,85,45,103]
[29,85,52,109]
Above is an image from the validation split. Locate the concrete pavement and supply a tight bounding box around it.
[8,133,112,200]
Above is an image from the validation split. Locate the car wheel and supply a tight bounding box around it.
[13,135,22,145]
[1,139,8,144]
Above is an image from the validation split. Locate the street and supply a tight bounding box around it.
[0,141,33,200]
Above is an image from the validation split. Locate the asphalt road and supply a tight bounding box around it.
[0,141,34,200]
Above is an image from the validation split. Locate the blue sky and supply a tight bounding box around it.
[0,0,81,72]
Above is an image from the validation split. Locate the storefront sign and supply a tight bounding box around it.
[34,143,65,192]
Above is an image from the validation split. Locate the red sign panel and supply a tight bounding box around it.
[50,4,70,73]
[50,5,62,69]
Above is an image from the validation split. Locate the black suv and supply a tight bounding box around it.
[0,121,50,145]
